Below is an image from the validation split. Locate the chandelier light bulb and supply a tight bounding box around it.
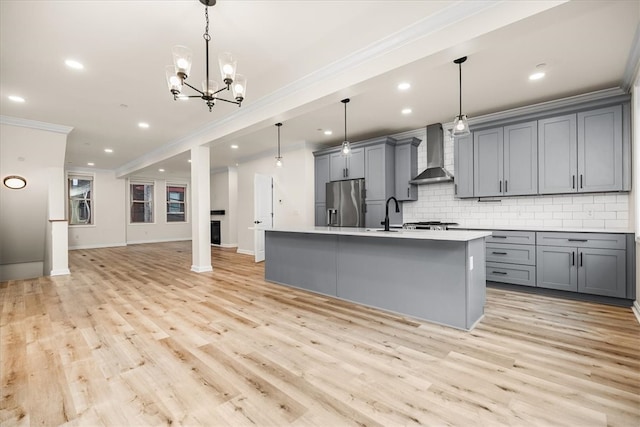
[223,64,234,75]
[456,121,465,131]
[276,157,283,167]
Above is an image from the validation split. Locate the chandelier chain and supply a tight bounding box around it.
[203,6,211,42]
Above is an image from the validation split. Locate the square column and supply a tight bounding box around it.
[190,146,213,272]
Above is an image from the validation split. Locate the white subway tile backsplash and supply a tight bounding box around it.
[594,211,616,220]
[582,219,605,228]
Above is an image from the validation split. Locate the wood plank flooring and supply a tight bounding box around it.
[1,241,639,426]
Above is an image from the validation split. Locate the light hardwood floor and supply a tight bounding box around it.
[1,241,639,426]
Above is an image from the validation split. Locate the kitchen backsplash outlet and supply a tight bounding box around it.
[402,130,630,230]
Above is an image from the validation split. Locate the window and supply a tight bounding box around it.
[130,182,154,223]
[167,184,186,222]
[68,175,93,225]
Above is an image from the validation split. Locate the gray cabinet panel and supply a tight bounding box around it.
[315,203,326,226]
[365,144,387,200]
[486,243,535,265]
[578,248,626,298]
[329,148,365,181]
[474,127,504,197]
[536,232,626,250]
[486,230,536,245]
[394,138,419,201]
[486,262,536,287]
[537,246,577,292]
[577,105,623,192]
[538,114,577,194]
[503,121,537,195]
[314,154,330,204]
[329,152,345,181]
[454,134,474,198]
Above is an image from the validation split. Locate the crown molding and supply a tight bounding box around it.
[0,115,73,134]
[622,23,640,92]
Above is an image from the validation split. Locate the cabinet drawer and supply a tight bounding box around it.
[486,243,535,265]
[487,262,536,287]
[536,232,625,249]
[486,230,535,245]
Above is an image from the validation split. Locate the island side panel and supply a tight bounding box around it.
[465,237,487,329]
[336,235,469,329]
[265,231,338,296]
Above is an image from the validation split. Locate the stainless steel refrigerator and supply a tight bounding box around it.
[325,178,365,227]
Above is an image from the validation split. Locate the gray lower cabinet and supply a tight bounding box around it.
[394,137,420,201]
[315,203,326,227]
[454,133,473,198]
[485,230,536,287]
[330,148,365,181]
[536,232,626,298]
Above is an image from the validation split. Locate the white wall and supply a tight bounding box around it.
[125,177,191,244]
[211,168,238,247]
[237,145,315,255]
[403,129,631,230]
[0,122,67,280]
[67,168,127,249]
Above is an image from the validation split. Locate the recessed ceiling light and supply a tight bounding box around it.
[87,162,95,166]
[104,148,113,153]
[529,71,545,81]
[65,59,84,70]
[324,130,333,136]
[138,122,150,129]
[401,108,412,115]
[159,168,165,172]
[231,144,239,149]
[397,82,411,91]
[8,95,25,103]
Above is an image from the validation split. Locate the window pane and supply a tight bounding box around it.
[68,177,93,225]
[167,186,185,202]
[69,200,92,224]
[167,202,184,213]
[167,213,185,222]
[131,183,153,201]
[131,201,153,223]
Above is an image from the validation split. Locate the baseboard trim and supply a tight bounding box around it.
[69,243,127,250]
[127,238,191,245]
[191,265,213,273]
[211,243,238,249]
[236,249,254,256]
[632,301,640,325]
[50,268,70,276]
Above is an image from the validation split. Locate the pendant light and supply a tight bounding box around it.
[275,123,283,167]
[452,56,470,137]
[341,98,351,156]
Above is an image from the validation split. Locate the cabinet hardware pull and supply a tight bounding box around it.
[568,239,588,242]
[492,251,508,255]
[499,180,502,193]
[492,271,508,275]
[493,235,508,239]
[407,188,410,197]
[580,252,583,267]
[454,184,458,195]
[580,174,583,188]
[572,175,575,189]
[572,251,575,266]
[505,180,508,193]
[346,168,349,177]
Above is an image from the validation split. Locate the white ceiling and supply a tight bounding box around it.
[1,1,638,179]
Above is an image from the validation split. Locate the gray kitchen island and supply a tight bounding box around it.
[265,227,491,330]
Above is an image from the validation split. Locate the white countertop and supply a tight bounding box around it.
[267,227,492,242]
[449,225,634,234]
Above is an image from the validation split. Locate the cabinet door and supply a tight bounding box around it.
[538,114,577,194]
[394,142,418,201]
[346,148,365,179]
[454,133,474,198]
[536,246,577,292]
[365,200,385,228]
[365,145,387,200]
[474,127,504,197]
[503,121,537,195]
[315,203,326,226]
[577,105,623,192]
[314,154,330,204]
[578,248,626,298]
[329,152,346,181]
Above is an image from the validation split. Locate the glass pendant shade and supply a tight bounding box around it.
[452,114,470,137]
[232,74,247,102]
[202,79,219,97]
[341,140,351,156]
[275,157,283,167]
[165,66,182,94]
[218,52,237,85]
[172,45,193,78]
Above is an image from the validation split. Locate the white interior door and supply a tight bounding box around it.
[254,174,273,262]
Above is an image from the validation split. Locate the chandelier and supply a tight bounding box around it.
[166,0,247,112]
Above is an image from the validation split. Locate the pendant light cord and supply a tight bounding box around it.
[344,101,347,141]
[458,62,462,117]
[204,6,211,95]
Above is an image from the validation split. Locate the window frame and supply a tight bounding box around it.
[67,174,94,226]
[166,183,187,223]
[129,181,155,224]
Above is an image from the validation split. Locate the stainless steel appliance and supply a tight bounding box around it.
[409,123,454,185]
[403,221,459,230]
[326,178,365,227]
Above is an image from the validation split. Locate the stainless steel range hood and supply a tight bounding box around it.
[409,123,454,185]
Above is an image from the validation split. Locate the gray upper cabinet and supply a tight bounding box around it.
[474,127,503,197]
[538,114,577,194]
[503,121,538,195]
[577,105,623,192]
[394,137,420,201]
[314,154,330,204]
[539,105,623,194]
[365,143,394,201]
[329,148,365,181]
[454,134,474,198]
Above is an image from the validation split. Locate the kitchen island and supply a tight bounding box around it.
[265,227,491,330]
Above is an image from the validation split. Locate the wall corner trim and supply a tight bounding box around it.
[1,115,74,134]
[50,268,71,276]
[191,265,213,273]
[633,301,640,325]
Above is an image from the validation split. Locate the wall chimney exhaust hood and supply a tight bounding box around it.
[409,123,454,185]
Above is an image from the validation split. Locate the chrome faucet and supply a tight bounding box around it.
[383,196,400,231]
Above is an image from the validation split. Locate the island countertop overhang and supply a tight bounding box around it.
[267,227,492,242]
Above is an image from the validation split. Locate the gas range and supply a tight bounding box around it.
[402,221,459,231]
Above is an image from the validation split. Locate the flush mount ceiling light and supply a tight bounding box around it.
[65,59,84,70]
[275,123,283,167]
[166,0,247,112]
[341,98,352,156]
[452,56,471,137]
[3,175,27,189]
